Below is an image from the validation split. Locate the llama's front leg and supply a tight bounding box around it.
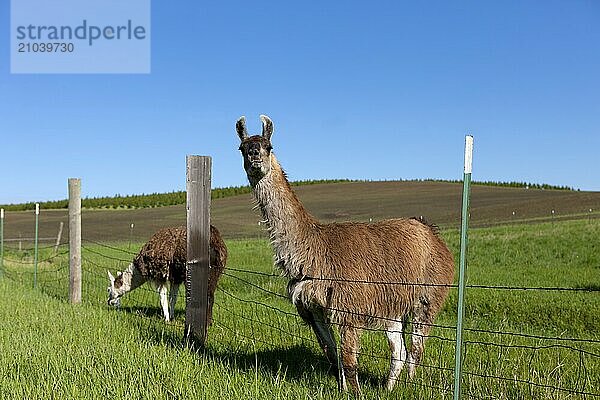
[340,325,362,393]
[311,316,343,390]
[303,306,339,366]
[385,319,407,390]
[289,281,339,373]
[168,283,180,322]
[158,284,170,322]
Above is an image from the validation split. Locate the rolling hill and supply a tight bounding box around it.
[2,181,599,244]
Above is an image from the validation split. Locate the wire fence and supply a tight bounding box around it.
[1,223,599,399]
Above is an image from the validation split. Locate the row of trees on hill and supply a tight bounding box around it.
[0,179,354,211]
[0,179,574,211]
[418,179,574,191]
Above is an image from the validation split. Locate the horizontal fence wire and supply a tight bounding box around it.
[464,339,600,358]
[2,243,68,252]
[82,238,138,256]
[2,249,69,265]
[226,265,600,292]
[3,237,59,242]
[462,369,600,398]
[463,326,600,345]
[81,245,132,263]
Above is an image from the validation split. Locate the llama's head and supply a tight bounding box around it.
[236,115,274,184]
[107,270,126,307]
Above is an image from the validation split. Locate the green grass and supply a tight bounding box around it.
[1,219,599,399]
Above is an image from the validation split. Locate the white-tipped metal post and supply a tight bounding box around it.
[453,135,473,400]
[129,223,134,249]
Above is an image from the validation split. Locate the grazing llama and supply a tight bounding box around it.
[108,225,227,323]
[236,115,454,392]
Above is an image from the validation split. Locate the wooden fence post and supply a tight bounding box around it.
[185,155,211,348]
[69,178,82,304]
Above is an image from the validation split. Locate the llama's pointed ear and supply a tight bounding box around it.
[108,271,115,283]
[236,116,248,141]
[260,115,274,142]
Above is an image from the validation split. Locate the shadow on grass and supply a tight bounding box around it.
[118,304,167,320]
[206,344,335,381]
[113,305,386,392]
[200,343,386,391]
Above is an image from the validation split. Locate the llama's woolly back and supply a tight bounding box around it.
[134,226,187,283]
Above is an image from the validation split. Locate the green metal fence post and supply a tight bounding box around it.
[453,135,473,400]
[1,208,4,276]
[34,203,39,288]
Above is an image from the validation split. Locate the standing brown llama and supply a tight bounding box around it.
[236,115,455,392]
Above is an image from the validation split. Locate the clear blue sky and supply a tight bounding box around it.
[1,1,599,204]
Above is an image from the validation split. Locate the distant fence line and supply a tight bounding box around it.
[4,237,57,242]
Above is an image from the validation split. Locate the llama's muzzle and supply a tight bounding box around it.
[250,159,263,168]
[108,297,121,307]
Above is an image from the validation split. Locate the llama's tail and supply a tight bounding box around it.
[410,216,440,235]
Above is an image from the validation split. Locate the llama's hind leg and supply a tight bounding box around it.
[289,281,340,375]
[340,325,362,393]
[407,304,433,378]
[312,310,345,390]
[168,283,180,322]
[385,318,407,390]
[311,307,339,367]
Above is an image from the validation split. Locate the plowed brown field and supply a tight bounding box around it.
[3,181,599,244]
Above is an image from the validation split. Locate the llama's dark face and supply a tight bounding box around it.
[239,136,272,180]
[236,115,274,183]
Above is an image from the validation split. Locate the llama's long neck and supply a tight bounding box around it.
[119,263,147,293]
[251,155,319,278]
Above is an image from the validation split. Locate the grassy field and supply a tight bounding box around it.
[1,218,598,399]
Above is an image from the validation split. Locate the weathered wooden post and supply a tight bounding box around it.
[185,155,211,348]
[69,178,82,304]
